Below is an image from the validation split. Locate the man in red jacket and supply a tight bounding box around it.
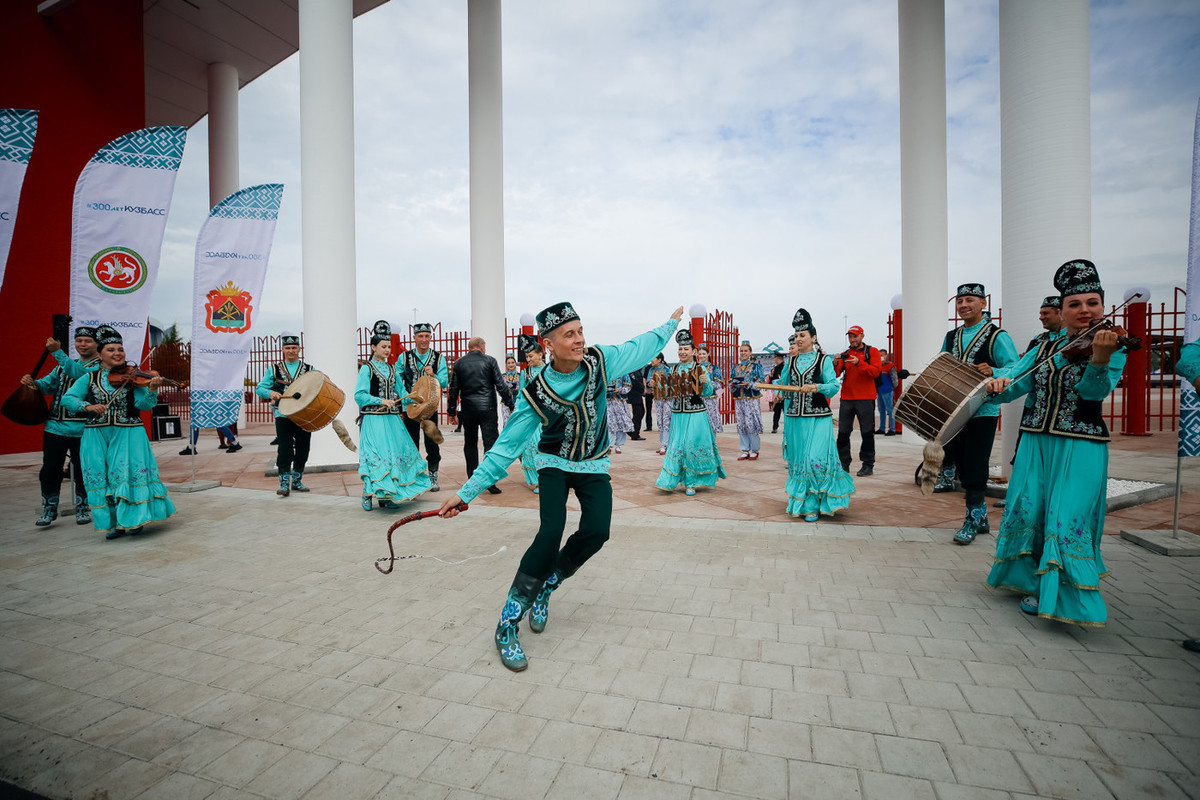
[834,325,882,477]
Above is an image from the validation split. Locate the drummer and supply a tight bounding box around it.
[255,331,315,497]
[937,283,1018,545]
[400,322,449,492]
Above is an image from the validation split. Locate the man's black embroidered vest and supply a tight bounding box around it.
[784,354,832,417]
[271,361,312,393]
[944,321,1003,367]
[83,370,142,427]
[1020,342,1111,442]
[361,361,401,415]
[670,363,708,414]
[50,358,98,422]
[402,349,442,392]
[522,347,610,461]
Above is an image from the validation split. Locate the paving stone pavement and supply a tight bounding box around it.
[1,453,1198,800]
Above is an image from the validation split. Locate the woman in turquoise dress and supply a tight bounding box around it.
[655,329,726,496]
[984,260,1127,627]
[776,309,855,521]
[517,335,544,493]
[501,354,520,427]
[355,320,431,510]
[62,325,176,539]
[697,345,724,434]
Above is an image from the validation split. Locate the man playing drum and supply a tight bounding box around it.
[438,303,683,672]
[937,283,1018,545]
[255,331,315,497]
[400,323,448,492]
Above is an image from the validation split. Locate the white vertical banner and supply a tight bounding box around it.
[189,184,284,429]
[69,126,187,363]
[0,108,38,292]
[1180,96,1200,458]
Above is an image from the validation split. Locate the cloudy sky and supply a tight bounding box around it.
[153,0,1200,353]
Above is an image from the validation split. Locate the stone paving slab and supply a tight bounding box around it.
[1,464,1198,799]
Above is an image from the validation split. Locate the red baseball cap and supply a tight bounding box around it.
[846,325,864,336]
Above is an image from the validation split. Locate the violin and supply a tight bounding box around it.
[106,363,182,388]
[1058,319,1141,361]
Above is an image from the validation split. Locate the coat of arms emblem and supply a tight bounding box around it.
[204,280,254,334]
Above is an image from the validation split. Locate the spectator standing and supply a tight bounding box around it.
[834,325,881,477]
[448,337,513,494]
[875,349,899,436]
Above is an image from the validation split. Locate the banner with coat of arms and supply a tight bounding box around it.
[70,125,187,363]
[0,108,38,294]
[189,184,284,430]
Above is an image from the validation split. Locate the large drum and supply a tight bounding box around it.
[894,353,991,444]
[276,370,345,432]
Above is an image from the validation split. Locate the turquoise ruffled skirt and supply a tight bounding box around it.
[782,414,854,517]
[358,414,431,503]
[656,412,726,490]
[81,426,177,532]
[986,432,1109,627]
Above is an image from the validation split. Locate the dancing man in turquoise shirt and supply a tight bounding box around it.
[439,302,683,671]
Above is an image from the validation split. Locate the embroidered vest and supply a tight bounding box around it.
[606,376,630,400]
[784,354,832,417]
[729,361,762,399]
[83,370,142,427]
[361,361,401,415]
[271,361,311,393]
[402,349,441,392]
[522,347,609,461]
[944,321,1003,367]
[1019,343,1110,442]
[50,358,99,422]
[670,363,708,414]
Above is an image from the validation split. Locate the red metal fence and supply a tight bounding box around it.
[885,287,1186,435]
[700,309,740,424]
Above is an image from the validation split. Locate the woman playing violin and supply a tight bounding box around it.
[61,325,176,539]
[984,260,1126,627]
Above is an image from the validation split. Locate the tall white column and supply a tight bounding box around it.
[299,0,358,468]
[468,0,506,359]
[998,0,1091,473]
[898,0,948,379]
[206,62,239,208]
[207,62,247,429]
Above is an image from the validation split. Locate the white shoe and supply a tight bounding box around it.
[613,446,622,454]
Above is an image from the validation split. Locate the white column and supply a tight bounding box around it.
[207,62,249,429]
[998,0,1090,473]
[299,0,358,468]
[898,0,948,381]
[206,62,239,208]
[468,0,506,359]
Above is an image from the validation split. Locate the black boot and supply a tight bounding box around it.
[36,494,59,527]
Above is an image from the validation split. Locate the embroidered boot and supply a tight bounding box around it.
[74,493,91,525]
[291,471,310,492]
[528,570,564,634]
[35,495,59,527]
[429,470,440,492]
[933,466,957,493]
[277,473,291,497]
[953,502,989,545]
[495,581,537,671]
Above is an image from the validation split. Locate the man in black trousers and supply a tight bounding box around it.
[448,337,513,494]
[628,367,646,440]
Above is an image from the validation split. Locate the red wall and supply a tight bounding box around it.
[0,0,144,453]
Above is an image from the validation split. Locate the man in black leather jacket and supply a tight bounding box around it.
[448,337,514,493]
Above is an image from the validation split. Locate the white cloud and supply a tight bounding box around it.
[155,0,1200,355]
